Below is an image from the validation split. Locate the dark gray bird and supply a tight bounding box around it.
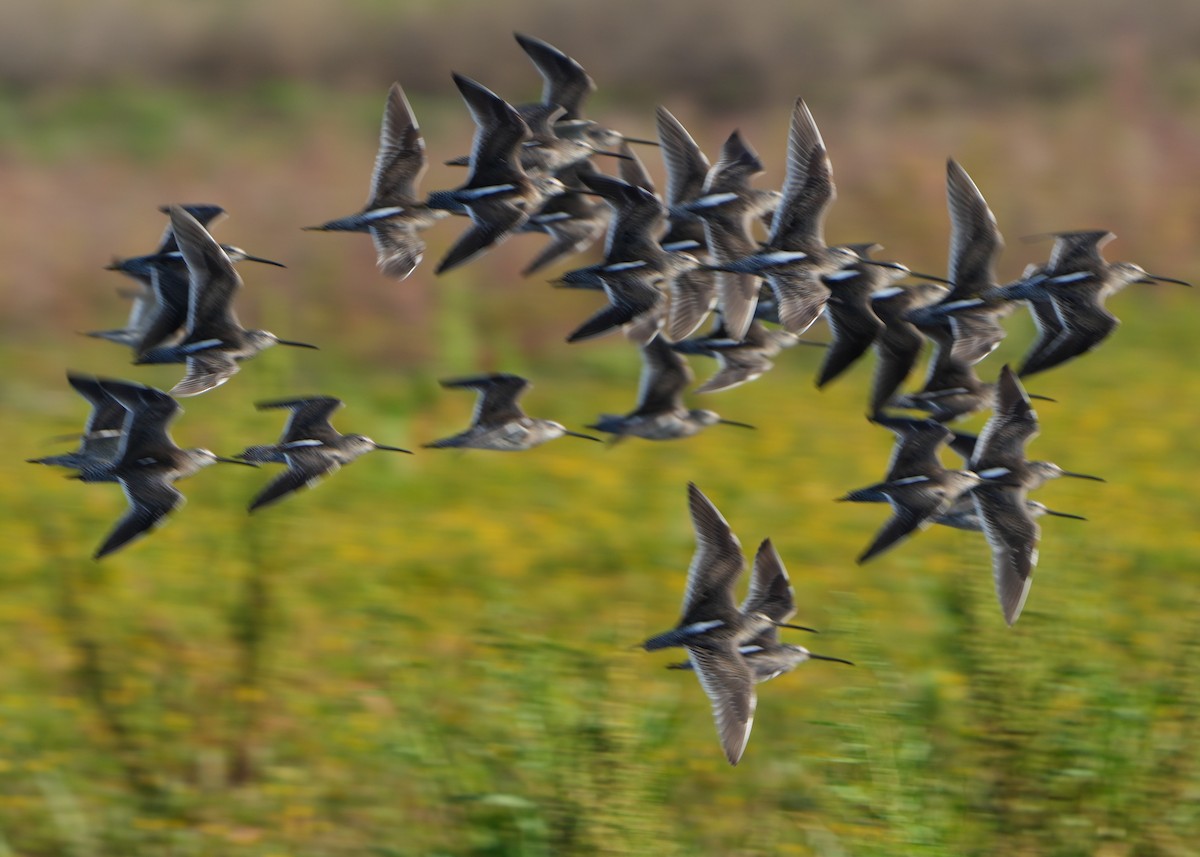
[994,232,1191,377]
[666,538,851,683]
[839,418,986,564]
[686,130,780,340]
[239,396,411,512]
[565,264,666,345]
[136,207,317,396]
[867,280,949,417]
[424,373,600,450]
[968,366,1103,624]
[814,244,897,388]
[84,378,253,559]
[907,159,1012,367]
[587,337,754,440]
[92,204,281,355]
[513,32,659,154]
[27,371,127,478]
[672,319,816,394]
[655,105,711,251]
[561,170,709,341]
[641,484,821,765]
[432,74,567,274]
[517,167,609,275]
[303,83,449,280]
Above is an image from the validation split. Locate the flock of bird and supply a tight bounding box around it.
[28,33,1190,764]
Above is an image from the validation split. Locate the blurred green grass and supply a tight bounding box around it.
[3,4,1200,854]
[4,290,1199,855]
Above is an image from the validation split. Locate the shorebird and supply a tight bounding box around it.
[867,280,949,417]
[993,231,1191,377]
[685,130,780,340]
[432,74,567,274]
[565,264,666,345]
[27,371,127,478]
[891,343,1054,423]
[85,279,165,352]
[303,83,448,280]
[908,159,1012,367]
[839,422,985,563]
[587,337,754,441]
[423,373,600,450]
[559,170,710,341]
[672,318,816,394]
[512,33,659,155]
[91,204,282,354]
[238,396,411,512]
[936,497,1085,533]
[858,416,1084,532]
[968,365,1102,623]
[80,378,253,559]
[136,206,317,397]
[517,168,609,275]
[665,538,851,684]
[641,485,842,765]
[702,101,862,340]
[655,106,711,251]
[814,244,898,388]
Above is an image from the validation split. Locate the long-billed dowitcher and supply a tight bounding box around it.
[424,373,599,450]
[239,396,411,512]
[655,106,711,252]
[903,160,1011,379]
[79,378,254,559]
[968,365,1102,623]
[666,539,851,683]
[136,206,317,397]
[867,280,949,417]
[587,337,754,440]
[513,33,658,155]
[839,422,987,564]
[994,231,1191,377]
[27,371,127,478]
[93,204,282,355]
[303,83,448,280]
[685,130,780,340]
[673,318,816,394]
[642,485,844,764]
[814,244,898,388]
[432,74,567,274]
[563,170,709,341]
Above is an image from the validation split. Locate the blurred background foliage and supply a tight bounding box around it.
[1,1,1199,855]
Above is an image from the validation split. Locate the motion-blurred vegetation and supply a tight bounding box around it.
[2,2,1198,855]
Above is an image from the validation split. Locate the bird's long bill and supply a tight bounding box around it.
[1027,393,1056,402]
[216,456,259,467]
[1044,509,1088,520]
[374,444,414,454]
[1060,469,1105,482]
[774,622,819,634]
[243,254,287,268]
[809,653,855,666]
[1144,272,1192,286]
[564,430,603,442]
[906,270,955,285]
[864,260,956,285]
[276,338,320,349]
[622,137,661,147]
[588,148,635,160]
[718,419,756,429]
